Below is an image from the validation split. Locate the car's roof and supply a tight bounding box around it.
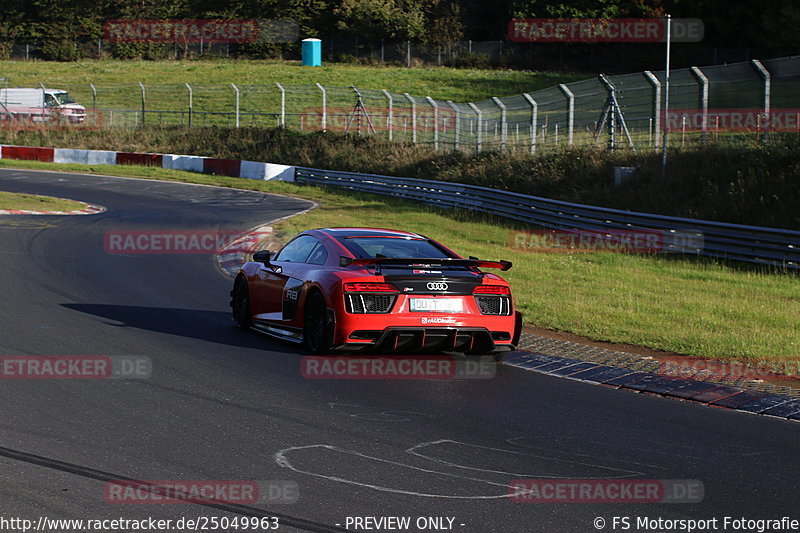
[314,227,426,239]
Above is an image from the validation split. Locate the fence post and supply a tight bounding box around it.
[643,70,661,148]
[38,82,47,123]
[316,83,326,132]
[426,96,439,151]
[382,90,393,141]
[184,83,193,127]
[446,100,460,151]
[404,93,417,144]
[599,74,617,150]
[89,83,97,125]
[752,59,771,143]
[522,93,538,154]
[468,102,482,152]
[558,83,574,145]
[275,82,285,128]
[690,66,708,144]
[230,83,240,128]
[491,97,507,150]
[137,82,145,126]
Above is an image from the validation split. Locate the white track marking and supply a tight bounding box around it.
[275,444,511,500]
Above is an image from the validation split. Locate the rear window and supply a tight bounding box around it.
[338,236,453,259]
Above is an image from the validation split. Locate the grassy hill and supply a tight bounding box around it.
[0,59,587,102]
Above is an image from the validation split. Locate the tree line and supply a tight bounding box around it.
[1,0,797,61]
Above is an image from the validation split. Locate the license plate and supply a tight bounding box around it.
[409,298,463,313]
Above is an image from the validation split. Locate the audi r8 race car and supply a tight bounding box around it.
[230,228,522,358]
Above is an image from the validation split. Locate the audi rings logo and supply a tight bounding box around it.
[426,282,449,291]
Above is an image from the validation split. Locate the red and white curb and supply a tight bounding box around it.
[216,225,274,277]
[0,145,295,182]
[0,202,106,216]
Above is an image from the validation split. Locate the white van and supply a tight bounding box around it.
[0,88,87,123]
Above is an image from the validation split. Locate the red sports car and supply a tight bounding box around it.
[230,228,521,358]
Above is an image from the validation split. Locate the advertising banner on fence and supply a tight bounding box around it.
[508,18,704,43]
[103,19,298,44]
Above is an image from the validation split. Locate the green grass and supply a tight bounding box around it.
[1,157,798,368]
[0,59,586,102]
[0,190,87,212]
[1,59,588,131]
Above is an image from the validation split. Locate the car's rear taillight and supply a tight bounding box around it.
[343,282,398,314]
[473,285,512,316]
[473,285,511,295]
[344,282,398,292]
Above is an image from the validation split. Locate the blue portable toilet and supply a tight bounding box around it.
[302,38,322,66]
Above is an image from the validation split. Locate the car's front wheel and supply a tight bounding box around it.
[304,291,331,354]
[231,276,253,329]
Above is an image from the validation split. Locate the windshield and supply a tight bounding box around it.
[337,236,453,259]
[52,92,75,104]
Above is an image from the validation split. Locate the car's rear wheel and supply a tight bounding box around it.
[304,291,330,354]
[231,276,252,329]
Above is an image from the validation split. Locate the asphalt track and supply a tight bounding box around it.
[1,168,798,533]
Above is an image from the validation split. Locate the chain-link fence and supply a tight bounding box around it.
[3,55,799,152]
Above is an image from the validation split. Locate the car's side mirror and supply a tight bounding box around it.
[253,250,271,265]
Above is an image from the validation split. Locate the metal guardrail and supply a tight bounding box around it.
[294,167,800,270]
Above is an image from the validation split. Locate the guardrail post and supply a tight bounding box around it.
[184,83,193,127]
[446,100,460,151]
[275,82,286,128]
[137,82,145,126]
[690,66,709,144]
[425,96,439,151]
[558,84,574,145]
[315,83,327,132]
[522,93,538,154]
[752,59,771,143]
[382,90,393,141]
[468,102,482,152]
[404,93,417,144]
[230,83,240,128]
[643,71,661,148]
[492,97,507,150]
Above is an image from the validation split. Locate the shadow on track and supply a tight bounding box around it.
[60,303,299,354]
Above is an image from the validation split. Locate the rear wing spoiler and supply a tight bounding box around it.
[342,257,512,271]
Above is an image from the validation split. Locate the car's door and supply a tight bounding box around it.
[251,235,319,320]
